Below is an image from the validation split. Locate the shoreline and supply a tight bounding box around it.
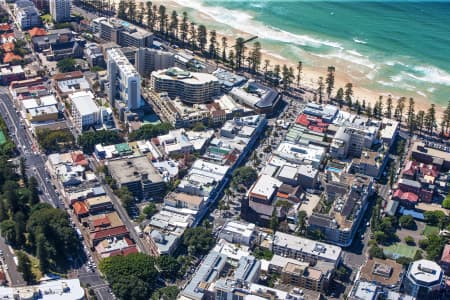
[113,0,441,115]
[152,0,437,114]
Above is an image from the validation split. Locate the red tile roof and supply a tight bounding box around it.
[91,225,129,241]
[3,53,22,64]
[0,32,14,41]
[393,189,419,203]
[92,216,111,228]
[1,42,14,53]
[71,152,89,166]
[53,71,84,81]
[108,245,138,257]
[28,27,47,38]
[73,201,89,216]
[295,113,328,133]
[0,24,12,32]
[441,244,450,263]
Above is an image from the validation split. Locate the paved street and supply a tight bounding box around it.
[0,91,112,298]
[0,237,25,287]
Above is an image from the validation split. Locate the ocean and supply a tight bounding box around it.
[170,0,450,107]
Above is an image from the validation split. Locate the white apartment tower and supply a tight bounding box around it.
[107,48,141,110]
[49,0,71,23]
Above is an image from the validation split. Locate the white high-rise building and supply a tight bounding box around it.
[49,0,71,23]
[107,48,141,110]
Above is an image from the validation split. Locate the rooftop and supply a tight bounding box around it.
[273,232,342,263]
[153,67,219,85]
[69,91,100,116]
[408,259,443,285]
[360,258,403,287]
[249,174,282,201]
[108,156,163,185]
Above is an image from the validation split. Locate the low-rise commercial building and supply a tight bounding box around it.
[218,221,256,246]
[107,156,165,200]
[53,71,91,98]
[229,81,281,115]
[0,65,25,85]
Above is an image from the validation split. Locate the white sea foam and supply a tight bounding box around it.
[377,80,415,91]
[417,91,427,97]
[172,0,343,50]
[312,51,376,69]
[353,38,367,45]
[390,74,403,82]
[427,87,436,93]
[346,49,364,57]
[405,66,450,86]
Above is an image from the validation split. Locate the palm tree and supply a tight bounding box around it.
[386,95,393,119]
[137,2,145,25]
[228,50,235,69]
[189,22,197,50]
[180,12,189,46]
[197,25,208,53]
[296,61,303,88]
[158,5,167,35]
[325,66,335,100]
[145,1,153,29]
[169,10,178,40]
[406,97,415,134]
[344,83,353,108]
[394,97,406,124]
[416,110,425,136]
[317,76,325,103]
[209,30,217,59]
[424,104,436,135]
[234,37,246,69]
[250,41,261,73]
[221,36,227,62]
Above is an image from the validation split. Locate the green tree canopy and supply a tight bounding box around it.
[129,123,173,141]
[232,166,257,189]
[99,253,158,300]
[182,227,214,256]
[155,256,181,280]
[151,286,179,300]
[399,215,415,229]
[78,130,123,154]
[56,58,77,73]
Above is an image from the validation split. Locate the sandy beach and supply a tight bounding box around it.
[112,0,439,115]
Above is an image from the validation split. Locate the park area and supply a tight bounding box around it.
[383,243,418,259]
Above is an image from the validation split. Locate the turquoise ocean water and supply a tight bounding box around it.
[172,0,450,107]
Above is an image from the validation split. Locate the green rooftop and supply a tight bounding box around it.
[115,143,132,154]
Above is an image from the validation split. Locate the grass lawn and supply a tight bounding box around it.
[0,130,6,145]
[383,243,418,259]
[423,225,439,236]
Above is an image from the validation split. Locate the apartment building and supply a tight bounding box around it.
[97,18,153,48]
[107,48,141,110]
[49,0,71,23]
[150,67,220,104]
[308,172,373,247]
[69,91,102,132]
[135,48,174,76]
[14,0,41,30]
[270,232,342,267]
